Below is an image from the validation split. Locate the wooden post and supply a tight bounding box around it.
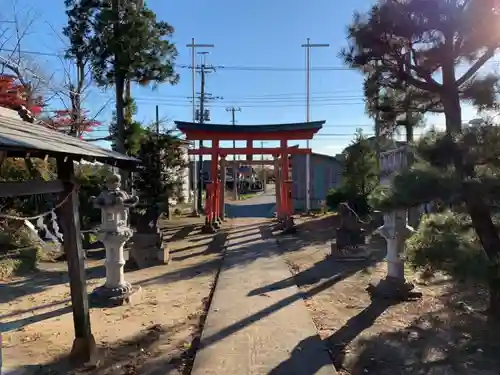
[220,157,226,221]
[56,158,96,363]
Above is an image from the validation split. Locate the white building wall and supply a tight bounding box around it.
[180,146,191,203]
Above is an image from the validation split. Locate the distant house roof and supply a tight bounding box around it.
[0,107,140,169]
[312,151,343,162]
[175,121,325,134]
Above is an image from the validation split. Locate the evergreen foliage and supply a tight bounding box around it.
[133,129,187,220]
[63,0,178,155]
[327,129,379,215]
[343,0,500,313]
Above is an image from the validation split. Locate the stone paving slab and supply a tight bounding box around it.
[191,219,338,375]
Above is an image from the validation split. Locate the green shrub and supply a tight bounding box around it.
[406,211,489,283]
[76,164,112,229]
[326,187,371,217]
[326,188,349,211]
[0,225,42,279]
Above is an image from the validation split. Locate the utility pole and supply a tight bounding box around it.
[186,39,214,215]
[301,38,329,213]
[226,106,241,200]
[194,55,219,212]
[226,106,241,159]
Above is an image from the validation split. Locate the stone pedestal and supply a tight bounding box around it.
[368,210,422,301]
[201,220,217,234]
[282,216,296,234]
[91,230,142,306]
[127,231,169,269]
[330,243,373,261]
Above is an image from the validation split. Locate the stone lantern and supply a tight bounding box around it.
[90,173,140,306]
[368,147,421,300]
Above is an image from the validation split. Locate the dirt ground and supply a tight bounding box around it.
[275,214,500,375]
[0,218,229,375]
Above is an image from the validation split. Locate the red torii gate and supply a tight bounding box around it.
[175,121,324,232]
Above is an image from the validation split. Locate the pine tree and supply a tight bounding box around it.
[133,129,187,229]
[343,0,500,314]
[327,130,379,215]
[63,0,179,155]
[343,130,380,198]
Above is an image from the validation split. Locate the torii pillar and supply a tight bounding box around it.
[274,156,282,221]
[219,156,227,221]
[280,140,295,233]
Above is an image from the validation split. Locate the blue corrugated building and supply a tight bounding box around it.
[291,152,343,212]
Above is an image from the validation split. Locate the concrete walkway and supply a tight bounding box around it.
[225,186,277,219]
[191,219,337,375]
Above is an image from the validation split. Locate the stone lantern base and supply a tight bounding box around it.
[90,282,141,307]
[367,277,422,301]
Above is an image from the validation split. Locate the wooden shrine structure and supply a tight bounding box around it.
[0,107,140,363]
[175,121,324,231]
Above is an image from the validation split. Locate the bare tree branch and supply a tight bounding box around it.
[0,1,51,105]
[457,48,496,87]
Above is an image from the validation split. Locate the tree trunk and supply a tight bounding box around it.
[114,75,126,155]
[114,73,130,190]
[441,58,500,316]
[405,123,413,143]
[464,186,500,315]
[405,123,420,228]
[488,266,500,316]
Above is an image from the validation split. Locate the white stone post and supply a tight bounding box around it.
[369,147,420,299]
[90,173,139,306]
[375,210,414,281]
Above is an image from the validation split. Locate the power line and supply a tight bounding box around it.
[3,48,500,71]
[132,99,366,108]
[101,98,367,108]
[102,89,362,100]
[101,92,365,104]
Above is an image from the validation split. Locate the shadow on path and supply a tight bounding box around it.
[0,305,73,333]
[174,231,229,261]
[0,264,105,305]
[268,336,337,375]
[164,224,197,242]
[198,262,364,352]
[225,202,276,218]
[326,299,394,369]
[248,255,383,297]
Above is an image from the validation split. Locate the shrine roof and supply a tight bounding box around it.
[174,121,325,134]
[0,107,140,169]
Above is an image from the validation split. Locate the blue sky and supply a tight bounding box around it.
[2,0,484,156]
